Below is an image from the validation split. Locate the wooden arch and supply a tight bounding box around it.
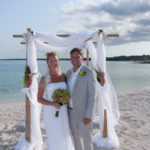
[13,28,119,142]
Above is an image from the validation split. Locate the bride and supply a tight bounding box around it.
[37,52,75,150]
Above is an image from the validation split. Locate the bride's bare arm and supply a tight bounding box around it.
[37,77,60,109]
[62,73,67,82]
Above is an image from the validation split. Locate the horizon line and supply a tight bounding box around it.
[0,54,150,60]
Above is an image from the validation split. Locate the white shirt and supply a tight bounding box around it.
[68,64,83,108]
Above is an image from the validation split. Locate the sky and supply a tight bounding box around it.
[0,0,150,58]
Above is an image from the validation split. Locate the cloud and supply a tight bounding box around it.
[92,0,150,17]
[60,0,150,45]
[134,17,150,26]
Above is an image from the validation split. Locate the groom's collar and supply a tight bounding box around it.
[71,64,84,75]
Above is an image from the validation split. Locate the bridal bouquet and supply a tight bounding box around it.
[52,89,70,117]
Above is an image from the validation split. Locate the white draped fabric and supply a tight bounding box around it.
[15,31,120,150]
[16,32,43,150]
[34,32,97,47]
[85,34,120,148]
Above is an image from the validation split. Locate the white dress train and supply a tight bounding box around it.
[44,82,75,150]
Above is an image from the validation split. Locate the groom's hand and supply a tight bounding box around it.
[83,118,92,125]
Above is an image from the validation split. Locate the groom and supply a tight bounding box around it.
[67,48,97,150]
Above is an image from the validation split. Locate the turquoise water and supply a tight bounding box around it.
[0,60,150,102]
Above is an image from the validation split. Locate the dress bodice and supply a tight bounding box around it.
[45,82,67,102]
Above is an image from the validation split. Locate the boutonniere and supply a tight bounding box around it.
[78,69,86,76]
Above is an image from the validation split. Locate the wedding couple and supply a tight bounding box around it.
[38,48,97,150]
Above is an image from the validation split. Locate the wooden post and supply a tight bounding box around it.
[25,28,32,142]
[103,109,108,137]
[86,49,89,66]
[26,96,31,142]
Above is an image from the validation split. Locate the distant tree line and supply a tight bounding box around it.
[106,55,150,61]
[1,55,150,62]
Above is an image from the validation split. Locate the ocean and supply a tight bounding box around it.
[0,60,150,103]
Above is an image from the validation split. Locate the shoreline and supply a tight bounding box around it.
[1,86,150,104]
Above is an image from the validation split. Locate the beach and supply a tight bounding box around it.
[0,87,150,150]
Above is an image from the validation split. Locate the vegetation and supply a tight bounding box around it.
[106,55,150,62]
[23,66,31,87]
[1,55,150,62]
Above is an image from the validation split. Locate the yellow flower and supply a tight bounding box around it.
[79,70,86,76]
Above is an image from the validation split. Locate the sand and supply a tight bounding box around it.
[0,87,150,150]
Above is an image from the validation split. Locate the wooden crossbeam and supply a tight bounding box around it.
[13,35,24,38]
[107,34,119,37]
[13,33,119,39]
[13,29,119,45]
[13,28,119,45]
[14,32,119,45]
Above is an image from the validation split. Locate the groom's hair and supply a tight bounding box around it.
[70,48,83,56]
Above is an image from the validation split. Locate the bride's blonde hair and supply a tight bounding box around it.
[45,52,60,86]
[46,52,59,62]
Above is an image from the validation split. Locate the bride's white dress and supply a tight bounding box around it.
[44,82,75,150]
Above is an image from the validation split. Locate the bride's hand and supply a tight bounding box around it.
[53,103,60,109]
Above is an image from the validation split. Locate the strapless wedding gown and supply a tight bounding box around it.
[44,82,75,150]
